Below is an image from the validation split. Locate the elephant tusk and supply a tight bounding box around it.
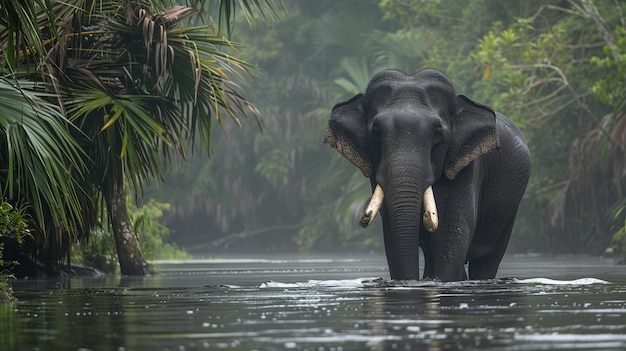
[423,186,439,232]
[360,184,384,228]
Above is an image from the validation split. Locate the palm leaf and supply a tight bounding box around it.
[334,57,372,95]
[203,0,285,37]
[0,78,87,238]
[0,0,58,70]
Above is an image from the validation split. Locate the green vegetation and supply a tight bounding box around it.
[0,201,31,301]
[0,0,282,276]
[1,0,625,273]
[72,197,190,274]
[130,198,192,261]
[150,0,626,261]
[469,0,626,254]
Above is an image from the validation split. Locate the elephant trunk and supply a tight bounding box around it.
[360,158,439,280]
[360,185,438,232]
[385,182,424,280]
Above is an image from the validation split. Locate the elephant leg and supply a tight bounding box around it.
[380,206,407,279]
[421,231,469,280]
[421,205,473,281]
[382,227,399,278]
[421,245,433,278]
[428,228,470,281]
[468,216,515,280]
[425,167,479,281]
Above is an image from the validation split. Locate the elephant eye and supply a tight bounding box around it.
[371,123,381,142]
[433,126,443,143]
[372,123,380,135]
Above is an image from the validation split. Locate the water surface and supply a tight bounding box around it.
[3,255,626,351]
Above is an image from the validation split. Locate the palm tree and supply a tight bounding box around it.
[0,78,91,259]
[0,0,283,275]
[0,0,93,262]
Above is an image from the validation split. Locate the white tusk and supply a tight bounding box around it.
[422,186,439,232]
[359,184,384,228]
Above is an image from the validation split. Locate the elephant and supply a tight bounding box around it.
[325,69,530,282]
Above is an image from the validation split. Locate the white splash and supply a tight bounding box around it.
[259,277,383,289]
[513,277,610,285]
[258,277,611,288]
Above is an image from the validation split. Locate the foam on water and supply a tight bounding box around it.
[258,277,383,289]
[514,333,626,342]
[513,277,610,285]
[258,276,611,289]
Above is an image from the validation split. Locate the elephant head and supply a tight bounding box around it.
[325,69,500,280]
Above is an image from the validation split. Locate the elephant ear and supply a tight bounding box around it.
[444,95,501,180]
[325,94,373,177]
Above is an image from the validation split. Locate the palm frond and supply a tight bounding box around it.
[48,1,263,194]
[203,0,285,37]
[0,0,58,70]
[0,78,87,237]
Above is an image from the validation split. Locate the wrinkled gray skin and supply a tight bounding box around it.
[326,69,530,281]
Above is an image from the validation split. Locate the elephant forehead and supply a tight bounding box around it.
[367,79,423,99]
[367,82,455,115]
[374,108,440,129]
[365,70,457,114]
[368,68,453,90]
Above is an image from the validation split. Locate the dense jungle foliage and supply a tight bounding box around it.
[0,0,281,280]
[148,0,626,258]
[0,0,625,282]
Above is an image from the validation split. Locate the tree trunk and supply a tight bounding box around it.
[109,190,149,276]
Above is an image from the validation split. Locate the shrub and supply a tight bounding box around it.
[0,202,32,301]
[72,197,190,274]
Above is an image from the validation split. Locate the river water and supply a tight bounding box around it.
[2,254,626,351]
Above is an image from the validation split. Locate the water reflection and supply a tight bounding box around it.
[3,256,626,351]
[343,282,526,351]
[362,288,443,351]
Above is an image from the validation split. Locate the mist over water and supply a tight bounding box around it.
[4,254,626,351]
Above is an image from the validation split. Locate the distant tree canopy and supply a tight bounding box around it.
[469,0,626,253]
[151,0,626,258]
